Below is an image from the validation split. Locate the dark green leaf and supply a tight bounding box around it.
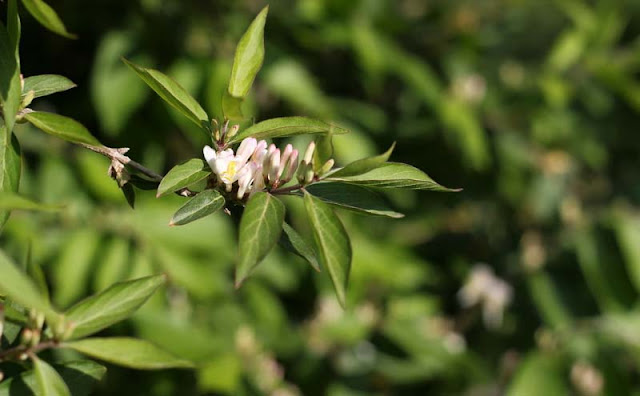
[0,21,21,133]
[326,162,459,191]
[122,58,208,129]
[305,182,404,218]
[156,158,211,197]
[229,117,348,144]
[169,189,225,226]
[328,142,396,178]
[129,174,159,191]
[65,337,194,369]
[0,123,21,229]
[228,6,268,98]
[24,112,102,146]
[33,357,71,396]
[279,222,320,271]
[20,0,76,39]
[303,191,352,307]
[121,182,135,209]
[0,192,62,212]
[0,249,59,322]
[235,192,285,287]
[22,74,76,99]
[0,360,106,396]
[65,275,165,340]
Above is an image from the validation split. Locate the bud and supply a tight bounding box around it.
[284,150,299,182]
[296,161,309,184]
[227,124,239,139]
[19,74,24,91]
[304,168,315,185]
[268,149,281,183]
[318,159,334,176]
[21,328,33,345]
[277,144,293,179]
[20,90,35,110]
[0,371,4,383]
[236,138,258,165]
[303,141,316,164]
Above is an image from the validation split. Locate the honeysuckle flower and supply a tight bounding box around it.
[458,264,512,329]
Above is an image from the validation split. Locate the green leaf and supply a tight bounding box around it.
[22,74,76,99]
[169,189,225,226]
[279,222,320,271]
[303,191,352,307]
[156,158,211,197]
[0,249,58,322]
[506,352,568,396]
[93,238,130,292]
[0,360,105,396]
[53,230,100,309]
[228,6,268,98]
[326,162,458,191]
[221,90,244,120]
[0,192,62,211]
[0,123,21,229]
[229,117,348,144]
[235,192,285,287]
[122,58,209,129]
[25,242,49,302]
[129,174,159,191]
[65,275,165,340]
[24,112,102,146]
[305,182,404,218]
[65,337,194,369]
[328,142,396,178]
[20,0,76,39]
[121,182,135,209]
[33,357,71,396]
[0,21,22,133]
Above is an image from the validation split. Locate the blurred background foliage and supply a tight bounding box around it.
[3,0,640,394]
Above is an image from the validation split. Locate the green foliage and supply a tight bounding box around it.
[229,116,348,144]
[24,112,101,146]
[33,357,71,396]
[20,0,75,38]
[169,189,225,226]
[156,159,211,198]
[22,75,76,99]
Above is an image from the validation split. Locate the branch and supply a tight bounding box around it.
[0,340,58,362]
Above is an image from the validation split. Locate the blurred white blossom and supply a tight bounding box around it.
[458,264,513,329]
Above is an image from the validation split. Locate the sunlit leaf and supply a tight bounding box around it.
[22,75,76,99]
[24,112,102,146]
[122,58,209,129]
[228,6,268,98]
[0,192,62,212]
[235,192,285,287]
[229,117,348,144]
[328,142,395,178]
[303,191,352,307]
[156,158,211,197]
[0,21,21,133]
[326,162,458,191]
[0,123,21,229]
[21,0,76,38]
[169,189,225,226]
[33,357,71,396]
[66,275,165,340]
[65,338,194,369]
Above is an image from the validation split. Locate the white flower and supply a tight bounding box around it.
[458,264,512,329]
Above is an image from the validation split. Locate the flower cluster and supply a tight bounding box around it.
[203,138,325,200]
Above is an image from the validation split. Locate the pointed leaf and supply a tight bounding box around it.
[129,174,159,191]
[0,123,21,228]
[228,6,268,98]
[65,275,165,340]
[328,142,396,178]
[326,162,459,191]
[0,360,105,396]
[169,189,225,226]
[65,337,194,369]
[303,191,352,307]
[121,182,135,208]
[22,74,76,99]
[0,249,58,322]
[25,242,49,302]
[229,116,348,144]
[24,112,101,146]
[221,90,244,120]
[0,192,62,211]
[305,182,404,218]
[0,21,21,133]
[279,222,320,271]
[20,0,76,39]
[156,158,210,197]
[33,357,71,396]
[122,58,208,129]
[236,192,285,287]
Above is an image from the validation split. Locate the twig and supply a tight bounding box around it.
[270,183,305,195]
[0,340,58,362]
[80,144,198,198]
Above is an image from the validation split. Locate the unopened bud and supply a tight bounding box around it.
[227,124,239,139]
[303,141,316,164]
[296,161,309,184]
[318,159,334,176]
[0,370,4,382]
[304,168,315,185]
[20,90,34,110]
[18,353,28,361]
[268,149,281,183]
[21,328,33,345]
[19,74,24,91]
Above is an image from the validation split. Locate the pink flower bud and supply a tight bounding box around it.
[303,141,316,164]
